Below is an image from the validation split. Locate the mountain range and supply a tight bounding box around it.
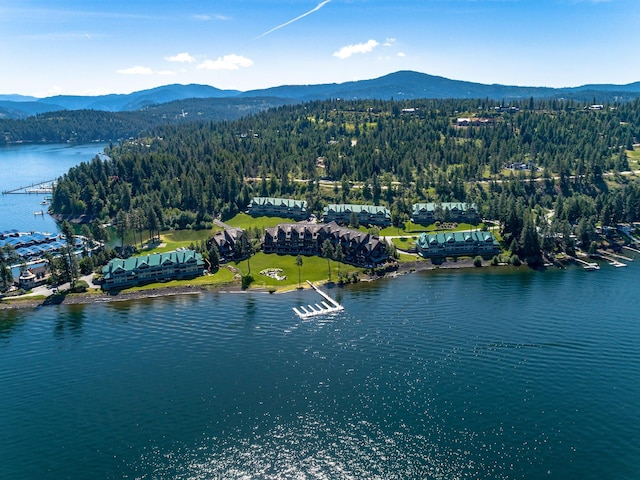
[2,70,640,119]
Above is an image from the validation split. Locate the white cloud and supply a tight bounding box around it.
[165,52,196,63]
[397,52,406,57]
[333,40,379,59]
[255,0,331,39]
[383,38,397,47]
[197,54,253,71]
[116,66,154,75]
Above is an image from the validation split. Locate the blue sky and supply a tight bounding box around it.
[1,0,638,97]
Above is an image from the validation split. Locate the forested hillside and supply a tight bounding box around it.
[51,97,640,260]
[0,97,292,144]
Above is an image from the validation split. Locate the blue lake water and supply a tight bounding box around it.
[0,144,639,479]
[0,143,108,233]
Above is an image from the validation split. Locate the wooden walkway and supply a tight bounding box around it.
[293,281,344,318]
[2,179,56,195]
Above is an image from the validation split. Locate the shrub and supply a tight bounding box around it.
[241,274,254,290]
[473,256,483,267]
[510,255,522,266]
[70,280,89,293]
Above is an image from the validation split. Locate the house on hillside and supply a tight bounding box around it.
[262,222,388,267]
[102,249,205,290]
[322,203,391,227]
[248,197,308,220]
[416,231,500,259]
[411,202,480,225]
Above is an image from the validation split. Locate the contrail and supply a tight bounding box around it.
[255,0,331,39]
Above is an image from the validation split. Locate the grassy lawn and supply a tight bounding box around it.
[234,252,363,290]
[141,229,214,254]
[626,147,640,170]
[225,213,298,230]
[391,236,417,250]
[380,222,487,236]
[124,267,236,292]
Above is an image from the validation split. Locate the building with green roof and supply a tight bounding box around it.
[248,197,308,220]
[322,203,391,227]
[102,249,205,290]
[416,230,500,259]
[411,202,479,225]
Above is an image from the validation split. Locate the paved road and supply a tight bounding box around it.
[17,273,96,298]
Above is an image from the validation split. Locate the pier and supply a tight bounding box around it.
[570,256,601,270]
[292,281,344,318]
[594,250,627,268]
[2,179,56,195]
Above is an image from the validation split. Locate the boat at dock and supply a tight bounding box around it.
[293,281,344,318]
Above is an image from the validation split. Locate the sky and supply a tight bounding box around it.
[1,0,638,97]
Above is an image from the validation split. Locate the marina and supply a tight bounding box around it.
[292,280,344,318]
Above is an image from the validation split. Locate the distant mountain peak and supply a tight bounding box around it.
[2,71,639,119]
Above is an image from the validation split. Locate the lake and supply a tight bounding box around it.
[0,143,108,233]
[0,144,639,479]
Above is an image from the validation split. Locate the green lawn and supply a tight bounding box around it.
[234,252,363,290]
[141,229,215,254]
[124,267,236,292]
[225,213,299,230]
[391,236,417,250]
[379,222,487,236]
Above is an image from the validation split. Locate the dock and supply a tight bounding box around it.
[2,179,56,195]
[571,256,600,270]
[292,281,344,318]
[594,251,627,268]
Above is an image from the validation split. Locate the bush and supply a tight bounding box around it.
[510,255,522,266]
[473,256,483,267]
[70,280,89,293]
[241,274,254,290]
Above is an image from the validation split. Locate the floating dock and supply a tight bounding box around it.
[293,281,344,318]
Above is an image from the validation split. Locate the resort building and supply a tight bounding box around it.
[248,197,308,220]
[322,204,391,227]
[208,228,245,263]
[416,230,500,259]
[411,202,480,225]
[262,222,388,267]
[101,249,205,290]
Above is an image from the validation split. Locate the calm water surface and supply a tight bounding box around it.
[0,144,639,479]
[0,143,108,233]
[1,266,639,479]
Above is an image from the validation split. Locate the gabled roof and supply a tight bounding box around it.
[251,197,307,209]
[323,203,390,217]
[102,249,204,277]
[412,202,478,214]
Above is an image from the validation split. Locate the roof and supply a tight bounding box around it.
[251,197,307,209]
[417,230,498,249]
[412,202,477,214]
[102,249,204,276]
[323,204,390,216]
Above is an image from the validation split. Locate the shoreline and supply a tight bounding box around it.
[0,257,486,311]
